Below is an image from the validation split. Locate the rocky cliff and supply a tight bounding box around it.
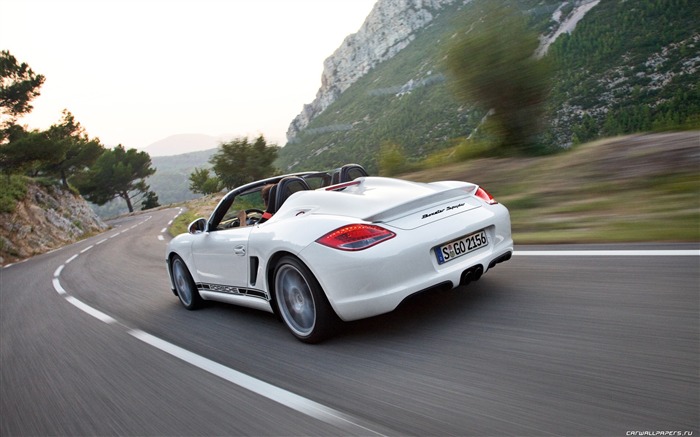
[0,182,108,265]
[286,0,603,143]
[286,0,459,141]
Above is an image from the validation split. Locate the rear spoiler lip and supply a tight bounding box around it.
[363,184,478,223]
[325,180,362,191]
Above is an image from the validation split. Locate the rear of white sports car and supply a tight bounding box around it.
[288,177,513,322]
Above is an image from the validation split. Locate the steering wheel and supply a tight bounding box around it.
[244,208,265,225]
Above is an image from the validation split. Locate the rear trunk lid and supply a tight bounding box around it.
[287,177,482,230]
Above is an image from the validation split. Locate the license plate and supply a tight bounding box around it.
[435,230,488,265]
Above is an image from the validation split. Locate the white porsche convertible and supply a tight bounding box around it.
[166,164,513,343]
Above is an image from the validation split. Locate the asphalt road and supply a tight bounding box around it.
[1,207,698,436]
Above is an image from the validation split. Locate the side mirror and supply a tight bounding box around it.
[188,218,207,234]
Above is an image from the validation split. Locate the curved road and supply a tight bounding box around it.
[1,208,698,436]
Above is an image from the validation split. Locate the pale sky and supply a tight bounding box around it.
[0,0,377,151]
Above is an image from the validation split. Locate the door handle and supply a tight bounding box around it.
[234,245,246,256]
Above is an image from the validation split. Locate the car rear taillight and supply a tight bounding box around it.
[316,224,396,251]
[475,187,498,205]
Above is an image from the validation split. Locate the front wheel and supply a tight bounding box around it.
[171,256,203,310]
[273,256,336,343]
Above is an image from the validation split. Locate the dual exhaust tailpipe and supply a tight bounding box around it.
[460,265,483,286]
[460,251,513,287]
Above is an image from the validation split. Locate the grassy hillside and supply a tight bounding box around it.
[277,0,700,173]
[174,132,699,243]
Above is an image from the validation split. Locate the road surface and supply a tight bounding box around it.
[1,208,698,435]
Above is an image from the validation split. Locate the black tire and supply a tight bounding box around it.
[273,256,336,343]
[171,256,203,310]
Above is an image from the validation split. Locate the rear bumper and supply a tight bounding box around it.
[299,204,512,321]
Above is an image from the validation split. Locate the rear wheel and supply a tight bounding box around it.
[273,256,336,343]
[171,256,203,310]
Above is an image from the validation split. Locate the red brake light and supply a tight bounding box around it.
[475,187,498,205]
[317,224,396,251]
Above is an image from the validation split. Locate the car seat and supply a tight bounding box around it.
[331,164,369,184]
[258,184,278,224]
[274,177,311,210]
[258,177,310,224]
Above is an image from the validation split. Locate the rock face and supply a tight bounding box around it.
[0,182,108,265]
[286,0,459,141]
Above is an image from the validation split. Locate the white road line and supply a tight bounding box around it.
[161,228,167,233]
[157,235,164,241]
[514,250,699,257]
[52,278,67,295]
[65,254,79,263]
[167,220,173,225]
[129,330,384,436]
[65,296,117,324]
[96,238,108,245]
[54,265,64,277]
[80,245,93,254]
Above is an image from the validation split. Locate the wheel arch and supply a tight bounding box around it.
[265,250,297,317]
[267,251,340,342]
[265,250,339,319]
[167,251,191,296]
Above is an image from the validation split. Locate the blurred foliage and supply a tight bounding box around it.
[444,2,552,155]
[378,141,408,176]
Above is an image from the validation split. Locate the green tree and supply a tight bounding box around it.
[42,110,104,188]
[0,50,45,141]
[209,135,278,190]
[188,167,220,195]
[140,190,160,210]
[73,145,156,213]
[444,1,552,155]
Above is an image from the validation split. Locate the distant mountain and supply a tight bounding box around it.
[148,148,219,205]
[144,134,223,156]
[279,0,700,173]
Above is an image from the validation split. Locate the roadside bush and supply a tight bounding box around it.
[0,175,28,213]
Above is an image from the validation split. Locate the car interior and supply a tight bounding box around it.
[215,164,370,229]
